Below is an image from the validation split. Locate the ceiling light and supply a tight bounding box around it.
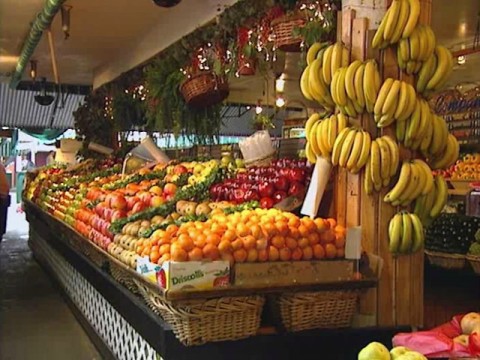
[275,76,285,93]
[30,60,37,81]
[458,55,466,65]
[276,96,285,108]
[2,127,9,130]
[459,22,467,35]
[0,55,19,63]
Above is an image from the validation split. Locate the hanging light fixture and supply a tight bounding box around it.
[61,5,72,39]
[34,77,55,106]
[275,95,285,108]
[255,100,263,114]
[457,55,466,65]
[30,60,37,81]
[275,75,286,93]
[152,0,181,7]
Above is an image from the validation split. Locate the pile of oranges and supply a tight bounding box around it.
[134,208,346,265]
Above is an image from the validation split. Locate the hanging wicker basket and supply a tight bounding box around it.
[180,72,229,108]
[271,12,306,52]
[238,57,257,76]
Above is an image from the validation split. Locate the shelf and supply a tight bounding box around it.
[448,189,471,196]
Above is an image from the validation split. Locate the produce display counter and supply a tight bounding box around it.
[24,200,404,360]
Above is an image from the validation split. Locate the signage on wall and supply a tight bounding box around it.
[430,88,480,115]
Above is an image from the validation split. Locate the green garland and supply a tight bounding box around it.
[102,169,168,191]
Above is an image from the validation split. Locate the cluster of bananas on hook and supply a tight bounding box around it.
[331,127,372,173]
[301,42,349,110]
[413,174,448,227]
[372,0,420,49]
[373,78,417,128]
[397,24,436,74]
[416,45,454,95]
[388,211,424,255]
[331,60,381,117]
[364,136,400,194]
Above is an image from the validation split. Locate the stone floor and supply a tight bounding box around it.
[0,196,101,360]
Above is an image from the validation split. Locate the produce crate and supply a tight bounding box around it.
[425,250,466,270]
[273,290,359,332]
[466,254,480,275]
[134,279,264,346]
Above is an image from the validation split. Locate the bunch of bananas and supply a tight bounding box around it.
[414,174,448,226]
[364,136,399,194]
[416,45,454,95]
[301,42,349,110]
[372,0,420,49]
[396,97,433,150]
[332,127,372,173]
[384,159,434,206]
[374,78,417,128]
[331,60,381,117]
[305,112,349,163]
[397,24,436,74]
[388,212,424,255]
[428,133,460,170]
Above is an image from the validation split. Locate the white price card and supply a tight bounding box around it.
[345,226,362,260]
[301,156,332,218]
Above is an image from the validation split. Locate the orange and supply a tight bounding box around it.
[246,248,259,262]
[320,230,335,244]
[211,222,226,234]
[336,247,345,258]
[325,243,337,258]
[287,216,301,228]
[158,253,171,265]
[203,244,220,261]
[288,227,301,239]
[178,234,194,251]
[206,233,221,246]
[188,228,200,240]
[159,244,171,255]
[298,224,309,238]
[233,248,248,263]
[256,238,268,250]
[313,244,325,259]
[334,225,346,236]
[307,232,320,246]
[279,247,292,261]
[231,238,244,251]
[271,235,286,249]
[218,240,233,254]
[297,237,309,249]
[188,247,203,261]
[326,218,337,229]
[150,251,160,263]
[151,229,166,241]
[236,223,250,237]
[301,217,316,232]
[221,252,235,265]
[249,215,260,224]
[222,229,236,242]
[136,245,144,255]
[171,247,188,262]
[151,245,159,253]
[268,246,280,261]
[243,235,257,250]
[334,233,346,249]
[302,246,313,260]
[285,237,298,250]
[193,233,207,248]
[263,222,278,238]
[157,235,171,246]
[314,218,329,232]
[257,249,269,262]
[166,224,179,235]
[291,247,303,261]
[275,221,289,236]
[250,224,262,239]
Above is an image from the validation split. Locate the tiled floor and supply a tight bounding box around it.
[0,196,101,360]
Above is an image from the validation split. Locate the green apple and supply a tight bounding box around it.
[391,346,411,359]
[221,155,233,167]
[358,342,390,360]
[235,158,245,168]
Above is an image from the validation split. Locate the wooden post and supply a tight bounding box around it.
[337,0,432,327]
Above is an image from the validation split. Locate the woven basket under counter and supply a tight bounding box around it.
[134,279,264,346]
[425,250,466,270]
[466,254,480,275]
[275,290,359,332]
[108,260,140,294]
[180,72,229,108]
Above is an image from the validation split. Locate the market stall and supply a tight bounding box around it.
[19,0,480,359]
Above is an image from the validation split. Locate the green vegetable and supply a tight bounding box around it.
[469,242,480,256]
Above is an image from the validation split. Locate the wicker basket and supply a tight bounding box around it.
[180,72,229,108]
[237,57,256,76]
[425,250,466,270]
[245,150,277,168]
[466,254,480,274]
[275,290,359,332]
[78,240,107,268]
[109,260,139,294]
[271,13,306,52]
[134,279,264,346]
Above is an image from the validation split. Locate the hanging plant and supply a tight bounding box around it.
[111,85,148,130]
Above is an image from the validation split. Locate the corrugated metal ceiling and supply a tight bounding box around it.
[0,83,84,129]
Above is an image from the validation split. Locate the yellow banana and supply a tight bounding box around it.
[426,45,453,91]
[384,0,401,42]
[372,11,389,49]
[342,47,350,67]
[346,131,364,171]
[332,127,352,166]
[420,119,434,155]
[430,175,448,218]
[413,159,434,195]
[383,135,400,178]
[428,115,446,156]
[384,161,411,203]
[331,43,343,80]
[414,99,430,141]
[335,68,348,107]
[353,63,366,109]
[399,162,420,205]
[394,81,409,120]
[377,138,391,182]
[416,25,429,61]
[316,120,330,158]
[410,162,427,201]
[305,113,321,139]
[398,38,410,64]
[322,44,334,85]
[409,26,421,60]
[307,42,323,66]
[327,115,338,152]
[396,118,407,142]
[309,121,322,156]
[416,53,437,93]
[374,78,395,116]
[337,112,349,131]
[345,60,362,102]
[423,25,436,60]
[305,142,316,164]
[300,66,314,101]
[364,159,374,195]
[382,79,402,116]
[409,213,424,252]
[389,213,403,254]
[343,99,358,118]
[370,140,382,191]
[352,131,371,173]
[402,0,420,38]
[390,0,409,43]
[364,61,379,112]
[399,212,413,253]
[339,128,357,168]
[405,99,421,146]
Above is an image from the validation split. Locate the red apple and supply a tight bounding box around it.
[126,196,139,210]
[95,202,106,217]
[288,182,306,197]
[288,168,305,183]
[110,194,127,210]
[273,191,287,203]
[244,189,260,202]
[173,165,188,174]
[260,197,274,209]
[132,202,146,214]
[138,191,152,207]
[258,181,275,198]
[273,176,289,191]
[111,210,127,222]
[233,189,245,204]
[163,183,177,196]
[150,195,165,207]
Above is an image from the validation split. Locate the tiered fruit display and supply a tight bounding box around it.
[209,158,312,208]
[300,0,457,256]
[438,153,480,180]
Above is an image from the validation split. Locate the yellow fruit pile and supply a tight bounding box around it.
[449,153,480,180]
